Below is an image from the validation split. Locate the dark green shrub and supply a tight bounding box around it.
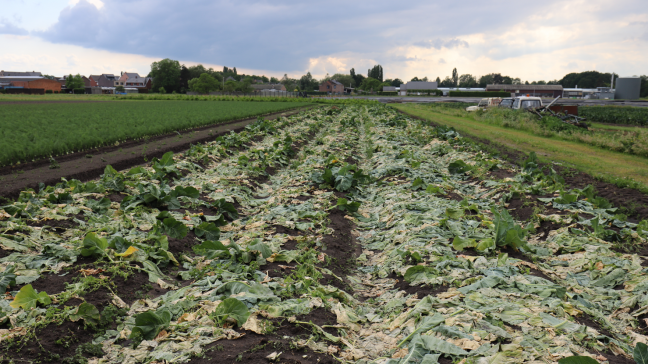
[73,88,85,94]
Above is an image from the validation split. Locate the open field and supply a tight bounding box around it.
[0,100,309,167]
[394,103,648,191]
[2,105,648,363]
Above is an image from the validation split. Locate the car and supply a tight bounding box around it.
[511,96,542,110]
[466,97,502,111]
[498,98,514,108]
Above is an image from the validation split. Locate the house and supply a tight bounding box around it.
[251,83,287,92]
[398,81,438,95]
[319,80,344,94]
[116,72,152,91]
[226,76,237,82]
[90,74,119,88]
[485,84,563,98]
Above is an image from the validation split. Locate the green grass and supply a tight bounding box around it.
[394,103,648,192]
[589,122,646,131]
[0,100,308,166]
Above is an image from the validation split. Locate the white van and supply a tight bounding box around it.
[512,96,542,110]
[466,98,502,111]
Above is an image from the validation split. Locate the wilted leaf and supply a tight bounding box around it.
[69,302,100,325]
[214,298,250,327]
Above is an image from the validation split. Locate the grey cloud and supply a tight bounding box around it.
[439,58,446,64]
[0,18,28,35]
[31,0,648,73]
[414,38,469,50]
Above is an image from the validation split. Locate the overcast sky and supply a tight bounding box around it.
[1,0,647,82]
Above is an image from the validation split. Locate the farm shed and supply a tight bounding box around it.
[485,84,563,98]
[399,81,438,95]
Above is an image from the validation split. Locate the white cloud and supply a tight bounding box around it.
[68,0,104,9]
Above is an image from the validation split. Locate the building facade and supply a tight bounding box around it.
[319,80,344,94]
[485,84,563,98]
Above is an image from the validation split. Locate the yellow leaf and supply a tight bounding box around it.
[115,246,138,257]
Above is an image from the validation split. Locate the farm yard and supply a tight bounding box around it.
[3,102,648,364]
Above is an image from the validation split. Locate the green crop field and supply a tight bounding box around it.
[0,100,307,166]
[579,105,648,125]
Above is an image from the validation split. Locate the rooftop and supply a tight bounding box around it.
[486,84,563,91]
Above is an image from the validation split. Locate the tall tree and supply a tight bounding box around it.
[233,67,238,75]
[350,68,366,88]
[298,72,321,90]
[435,77,441,84]
[451,68,458,87]
[359,77,381,92]
[559,71,617,88]
[180,65,191,91]
[223,66,229,73]
[390,78,403,87]
[150,58,182,93]
[458,74,477,88]
[188,73,221,93]
[65,74,85,90]
[270,76,279,83]
[368,65,384,82]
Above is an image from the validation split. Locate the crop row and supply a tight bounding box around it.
[2,105,648,363]
[0,100,307,166]
[580,105,648,126]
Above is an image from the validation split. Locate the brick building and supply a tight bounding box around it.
[10,79,62,92]
[319,80,344,94]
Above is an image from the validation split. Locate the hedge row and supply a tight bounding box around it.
[377,91,398,96]
[448,91,511,97]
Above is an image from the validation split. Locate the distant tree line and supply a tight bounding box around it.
[147,58,648,97]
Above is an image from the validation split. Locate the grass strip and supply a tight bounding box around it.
[393,103,648,192]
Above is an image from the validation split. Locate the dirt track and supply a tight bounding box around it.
[0,106,314,200]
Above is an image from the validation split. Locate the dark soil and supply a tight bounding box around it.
[273,224,303,236]
[387,272,449,297]
[536,220,563,240]
[107,193,125,203]
[0,320,98,363]
[489,168,516,180]
[29,214,83,230]
[186,310,339,364]
[446,192,463,202]
[168,230,199,256]
[319,206,362,292]
[0,107,314,200]
[506,197,534,221]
